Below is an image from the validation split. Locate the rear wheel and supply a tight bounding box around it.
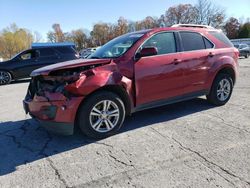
[77,91,125,139]
[0,71,12,85]
[245,53,249,58]
[206,73,233,106]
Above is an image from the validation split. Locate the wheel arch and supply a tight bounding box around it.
[74,84,132,129]
[214,66,236,85]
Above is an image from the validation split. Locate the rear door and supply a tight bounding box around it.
[36,48,61,67]
[135,32,184,106]
[179,31,215,94]
[54,46,77,61]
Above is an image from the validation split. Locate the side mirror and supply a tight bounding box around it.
[136,47,158,59]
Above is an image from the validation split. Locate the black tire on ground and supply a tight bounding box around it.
[206,73,234,106]
[77,91,126,139]
[245,53,249,58]
[0,70,12,85]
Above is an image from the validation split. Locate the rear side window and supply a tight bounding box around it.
[55,47,76,54]
[142,32,176,55]
[180,32,205,51]
[39,48,56,56]
[209,31,233,47]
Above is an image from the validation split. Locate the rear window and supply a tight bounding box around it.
[209,31,233,47]
[180,32,206,51]
[55,46,77,54]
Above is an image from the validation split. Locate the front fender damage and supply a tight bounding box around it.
[64,69,133,99]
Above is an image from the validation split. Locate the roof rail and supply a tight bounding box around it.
[171,24,214,29]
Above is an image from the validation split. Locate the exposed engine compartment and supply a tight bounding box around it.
[27,63,104,100]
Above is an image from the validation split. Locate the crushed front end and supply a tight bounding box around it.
[23,68,86,135]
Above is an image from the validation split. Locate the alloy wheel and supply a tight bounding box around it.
[89,100,120,133]
[0,71,11,85]
[217,78,231,101]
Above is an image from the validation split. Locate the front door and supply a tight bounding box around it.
[134,32,184,106]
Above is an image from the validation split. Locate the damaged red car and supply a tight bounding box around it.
[23,24,239,139]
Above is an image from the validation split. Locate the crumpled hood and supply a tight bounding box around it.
[31,58,112,76]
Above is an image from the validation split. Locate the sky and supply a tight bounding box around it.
[0,0,250,40]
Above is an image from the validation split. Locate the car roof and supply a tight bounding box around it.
[146,27,218,35]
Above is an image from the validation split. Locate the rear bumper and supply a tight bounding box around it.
[23,95,84,135]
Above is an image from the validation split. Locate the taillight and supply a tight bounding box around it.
[234,48,240,58]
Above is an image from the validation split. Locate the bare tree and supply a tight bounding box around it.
[47,23,65,43]
[33,31,42,42]
[116,17,128,35]
[52,23,65,42]
[196,0,225,27]
[165,4,198,25]
[224,17,240,39]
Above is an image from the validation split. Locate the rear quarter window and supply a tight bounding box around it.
[209,31,233,47]
[204,37,214,49]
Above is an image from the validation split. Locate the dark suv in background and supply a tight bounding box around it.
[0,43,79,85]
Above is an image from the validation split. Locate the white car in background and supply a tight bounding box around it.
[80,47,100,58]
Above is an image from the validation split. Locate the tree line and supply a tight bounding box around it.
[0,0,250,59]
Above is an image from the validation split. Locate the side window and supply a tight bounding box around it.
[142,32,176,55]
[204,37,214,49]
[180,32,206,51]
[39,48,56,57]
[208,31,233,47]
[55,47,76,55]
[20,50,37,60]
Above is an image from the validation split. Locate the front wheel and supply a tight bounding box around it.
[0,71,12,85]
[206,73,233,106]
[245,53,249,58]
[77,91,126,139]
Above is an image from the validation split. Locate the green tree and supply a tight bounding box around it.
[238,23,250,38]
[0,23,33,59]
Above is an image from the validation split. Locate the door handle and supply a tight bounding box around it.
[208,52,215,57]
[172,59,182,65]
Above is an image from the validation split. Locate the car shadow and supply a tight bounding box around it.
[0,98,215,176]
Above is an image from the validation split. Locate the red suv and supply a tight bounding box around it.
[23,24,239,139]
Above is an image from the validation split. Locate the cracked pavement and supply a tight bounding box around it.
[0,58,250,188]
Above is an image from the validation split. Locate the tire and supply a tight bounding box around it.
[0,70,12,85]
[77,91,126,139]
[245,53,249,58]
[206,73,233,106]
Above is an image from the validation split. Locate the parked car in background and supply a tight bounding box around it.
[24,24,239,139]
[80,47,100,58]
[234,43,250,58]
[0,43,79,85]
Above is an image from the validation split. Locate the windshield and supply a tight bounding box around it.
[89,33,145,59]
